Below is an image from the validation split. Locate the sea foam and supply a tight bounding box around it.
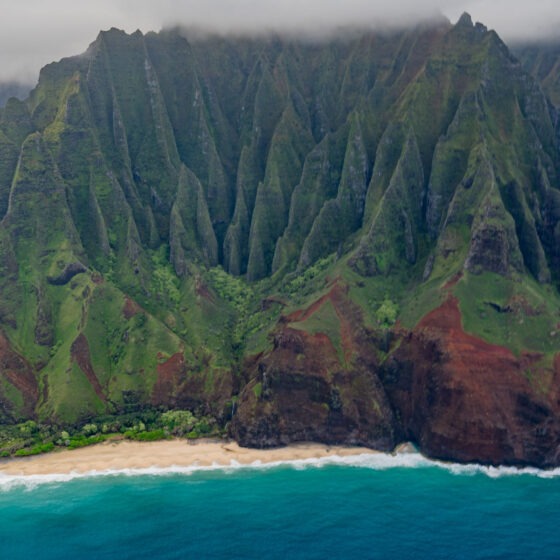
[1,449,559,491]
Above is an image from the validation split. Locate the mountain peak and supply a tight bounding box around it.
[456,12,473,28]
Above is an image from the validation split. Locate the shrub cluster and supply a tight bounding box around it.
[0,409,222,458]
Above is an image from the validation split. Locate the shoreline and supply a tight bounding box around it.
[0,439,379,477]
[1,440,559,481]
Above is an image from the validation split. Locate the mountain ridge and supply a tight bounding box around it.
[1,15,560,466]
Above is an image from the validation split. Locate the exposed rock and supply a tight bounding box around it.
[151,351,235,420]
[47,262,87,286]
[122,297,142,320]
[234,287,560,467]
[381,297,560,467]
[456,12,474,28]
[231,284,399,450]
[231,327,398,450]
[465,222,516,275]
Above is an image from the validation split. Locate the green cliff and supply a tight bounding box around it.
[1,15,560,466]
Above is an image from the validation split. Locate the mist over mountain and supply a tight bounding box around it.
[1,13,560,466]
[514,40,560,107]
[2,0,560,82]
[0,82,32,107]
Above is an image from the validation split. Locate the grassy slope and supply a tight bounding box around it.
[0,20,559,434]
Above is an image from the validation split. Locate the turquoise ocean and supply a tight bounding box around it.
[1,452,559,559]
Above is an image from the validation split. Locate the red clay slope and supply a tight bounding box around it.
[383,296,560,466]
[70,334,107,404]
[0,332,39,420]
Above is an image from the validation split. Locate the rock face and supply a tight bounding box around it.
[232,281,560,466]
[382,297,560,467]
[47,262,87,285]
[1,17,560,467]
[231,283,398,450]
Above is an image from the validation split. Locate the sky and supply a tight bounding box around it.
[0,0,559,84]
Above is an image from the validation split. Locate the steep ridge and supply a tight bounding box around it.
[1,15,560,466]
[515,41,560,107]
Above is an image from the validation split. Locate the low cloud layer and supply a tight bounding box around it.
[1,0,559,84]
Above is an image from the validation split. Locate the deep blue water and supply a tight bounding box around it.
[1,453,559,559]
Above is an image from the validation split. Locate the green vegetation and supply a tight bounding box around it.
[160,410,197,435]
[14,442,55,457]
[67,435,110,450]
[455,272,560,354]
[124,429,167,441]
[291,300,344,362]
[0,409,223,457]
[283,254,336,299]
[150,247,181,305]
[0,19,560,452]
[376,298,399,328]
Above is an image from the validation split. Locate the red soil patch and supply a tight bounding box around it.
[552,353,560,397]
[305,331,340,370]
[555,354,560,376]
[158,352,185,378]
[0,332,39,415]
[271,327,340,377]
[195,277,215,302]
[122,297,142,320]
[152,352,186,405]
[387,296,560,464]
[284,282,347,323]
[330,285,359,363]
[284,281,362,364]
[70,334,107,403]
[443,271,463,290]
[152,351,234,413]
[418,295,516,364]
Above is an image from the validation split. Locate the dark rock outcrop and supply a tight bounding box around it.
[47,262,87,286]
[383,298,560,467]
[232,282,400,449]
[231,327,398,450]
[233,288,560,467]
[151,352,235,420]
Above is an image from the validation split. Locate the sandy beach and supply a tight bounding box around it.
[0,439,378,476]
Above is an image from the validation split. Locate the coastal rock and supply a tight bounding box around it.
[230,325,398,450]
[381,297,560,467]
[231,282,399,449]
[233,288,560,467]
[151,351,235,420]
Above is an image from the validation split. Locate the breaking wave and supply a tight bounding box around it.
[1,448,559,491]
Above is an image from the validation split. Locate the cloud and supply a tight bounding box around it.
[153,0,444,32]
[0,1,559,83]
